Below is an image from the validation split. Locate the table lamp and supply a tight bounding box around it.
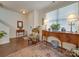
[67,14,77,32]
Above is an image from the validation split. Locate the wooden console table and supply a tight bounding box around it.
[42,30,79,48]
[16,29,25,37]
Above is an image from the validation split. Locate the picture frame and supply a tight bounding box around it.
[17,21,23,29]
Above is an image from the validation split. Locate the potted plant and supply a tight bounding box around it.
[51,23,60,31]
[0,31,7,39]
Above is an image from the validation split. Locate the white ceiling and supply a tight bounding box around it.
[0,1,76,14]
[40,1,76,14]
[0,1,52,13]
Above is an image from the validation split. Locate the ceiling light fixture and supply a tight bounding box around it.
[20,9,28,15]
[21,9,26,15]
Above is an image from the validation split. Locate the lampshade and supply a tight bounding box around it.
[44,20,48,25]
[67,14,77,22]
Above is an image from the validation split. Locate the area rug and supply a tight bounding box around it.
[7,42,66,57]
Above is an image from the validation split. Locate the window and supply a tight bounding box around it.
[44,10,57,29]
[44,2,78,32]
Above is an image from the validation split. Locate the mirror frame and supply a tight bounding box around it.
[17,21,23,29]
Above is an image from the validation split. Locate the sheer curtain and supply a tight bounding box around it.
[58,2,78,32]
[44,2,78,32]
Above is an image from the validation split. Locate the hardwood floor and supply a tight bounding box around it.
[0,38,28,57]
[0,37,73,57]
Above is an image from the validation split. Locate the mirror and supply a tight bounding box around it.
[17,21,23,29]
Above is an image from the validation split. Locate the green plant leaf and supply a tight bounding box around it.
[51,23,60,31]
[0,31,7,39]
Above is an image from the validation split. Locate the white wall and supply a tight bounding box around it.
[33,10,39,27]
[0,22,9,44]
[0,7,27,38]
[27,10,40,35]
[26,11,34,35]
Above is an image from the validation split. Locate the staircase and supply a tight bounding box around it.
[0,19,10,45]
